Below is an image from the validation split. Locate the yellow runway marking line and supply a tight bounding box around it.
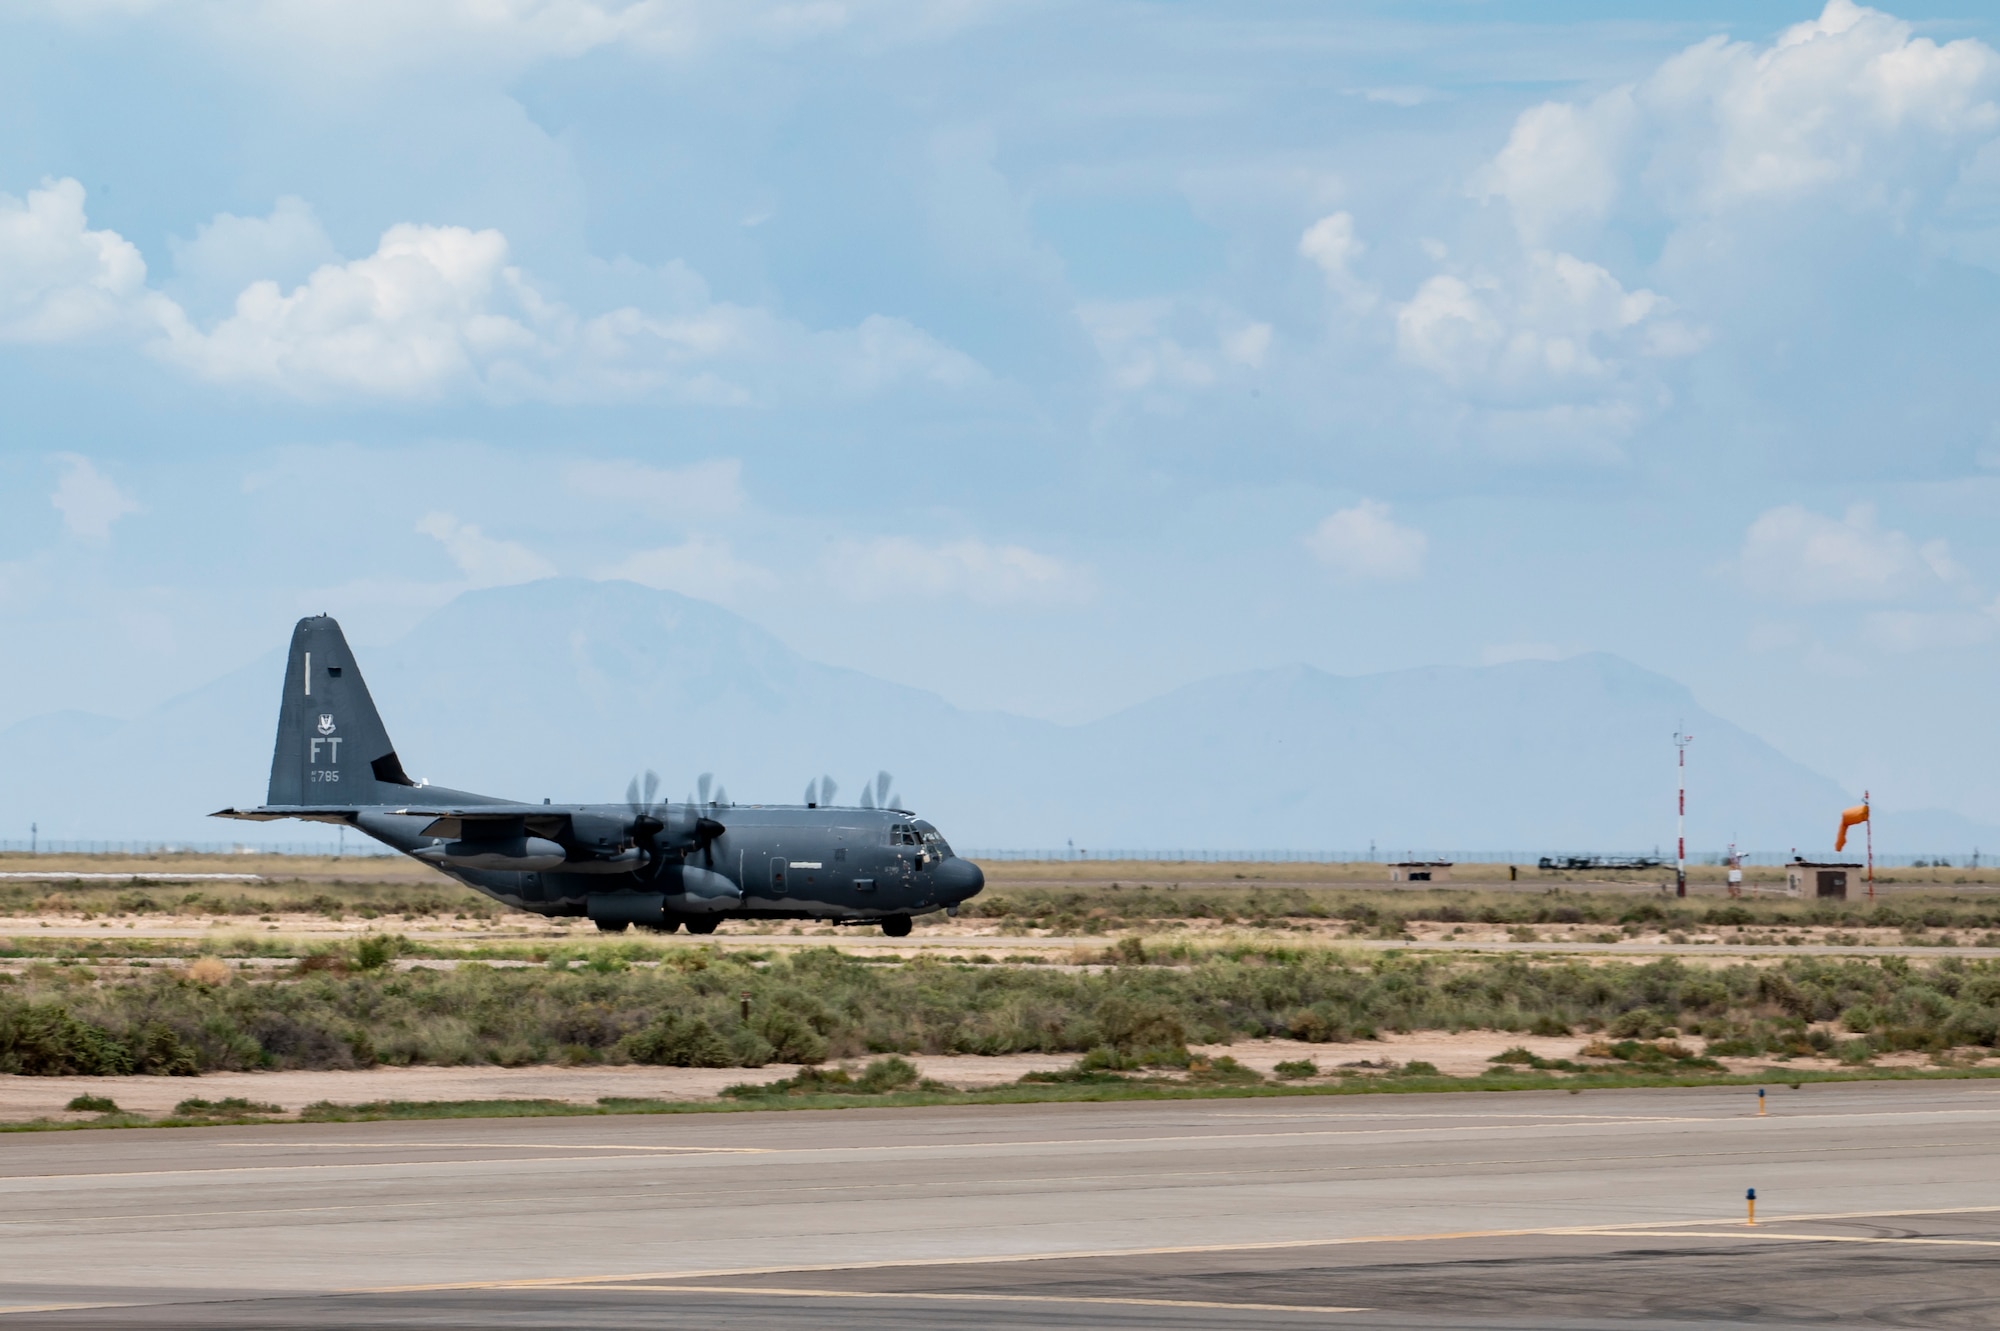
[1632,1230,2000,1249]
[356,1225,1736,1293]
[0,1304,138,1317]
[361,1204,2000,1295]
[537,1284,1369,1313]
[1649,1202,2000,1227]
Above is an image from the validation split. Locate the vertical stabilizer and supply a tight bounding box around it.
[267,617,416,807]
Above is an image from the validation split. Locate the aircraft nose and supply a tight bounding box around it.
[936,856,984,899]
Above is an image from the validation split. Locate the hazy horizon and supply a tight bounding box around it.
[4,578,1992,857]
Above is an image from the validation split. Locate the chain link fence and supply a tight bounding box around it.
[0,840,1984,869]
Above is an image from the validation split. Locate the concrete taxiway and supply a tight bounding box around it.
[3,1082,1999,1328]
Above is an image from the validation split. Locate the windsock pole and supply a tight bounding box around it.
[1866,790,1874,902]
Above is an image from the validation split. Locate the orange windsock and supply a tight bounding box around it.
[1835,802,1870,852]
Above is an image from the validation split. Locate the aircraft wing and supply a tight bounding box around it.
[381,804,575,839]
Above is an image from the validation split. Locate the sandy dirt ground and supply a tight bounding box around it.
[0,1035,1521,1122]
[6,912,2000,961]
[4,853,1998,957]
[0,1051,1068,1121]
[3,1030,1956,1124]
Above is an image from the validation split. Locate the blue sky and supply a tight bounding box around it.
[4,0,2000,824]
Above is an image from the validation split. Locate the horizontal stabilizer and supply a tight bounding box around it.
[212,805,360,826]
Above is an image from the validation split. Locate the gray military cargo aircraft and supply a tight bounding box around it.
[214,615,984,935]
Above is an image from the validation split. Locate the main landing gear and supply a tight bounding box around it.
[684,917,720,935]
[879,916,912,938]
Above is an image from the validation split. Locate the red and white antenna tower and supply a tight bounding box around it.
[1864,788,1874,902]
[1674,728,1693,898]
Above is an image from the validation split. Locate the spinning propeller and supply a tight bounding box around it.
[625,768,728,870]
[802,771,901,809]
[625,770,665,850]
[857,770,901,811]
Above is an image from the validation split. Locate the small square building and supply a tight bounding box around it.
[1388,861,1452,883]
[1786,860,1861,899]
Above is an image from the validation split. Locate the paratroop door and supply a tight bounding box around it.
[769,857,787,896]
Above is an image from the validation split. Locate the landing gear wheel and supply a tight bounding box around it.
[684,917,720,936]
[594,919,629,933]
[880,916,912,938]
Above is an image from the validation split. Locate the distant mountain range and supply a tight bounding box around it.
[2,578,1991,855]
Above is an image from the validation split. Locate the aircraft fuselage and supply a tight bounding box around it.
[216,614,984,935]
[351,801,983,930]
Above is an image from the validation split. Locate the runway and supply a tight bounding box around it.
[3,1082,1998,1327]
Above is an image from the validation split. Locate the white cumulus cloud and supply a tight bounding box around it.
[1298,210,1374,309]
[49,454,141,539]
[830,537,1091,606]
[156,223,546,398]
[1738,503,1966,603]
[167,196,339,309]
[0,179,178,342]
[1305,501,1427,582]
[1475,93,1638,242]
[1477,1,2000,240]
[0,178,986,405]
[1394,251,1694,401]
[416,511,557,586]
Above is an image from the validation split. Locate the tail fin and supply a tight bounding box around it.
[267,616,417,807]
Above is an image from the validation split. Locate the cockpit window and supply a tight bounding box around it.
[891,823,920,846]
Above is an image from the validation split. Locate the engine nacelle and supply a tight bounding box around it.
[582,867,743,930]
[663,864,742,915]
[417,835,566,872]
[660,806,727,850]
